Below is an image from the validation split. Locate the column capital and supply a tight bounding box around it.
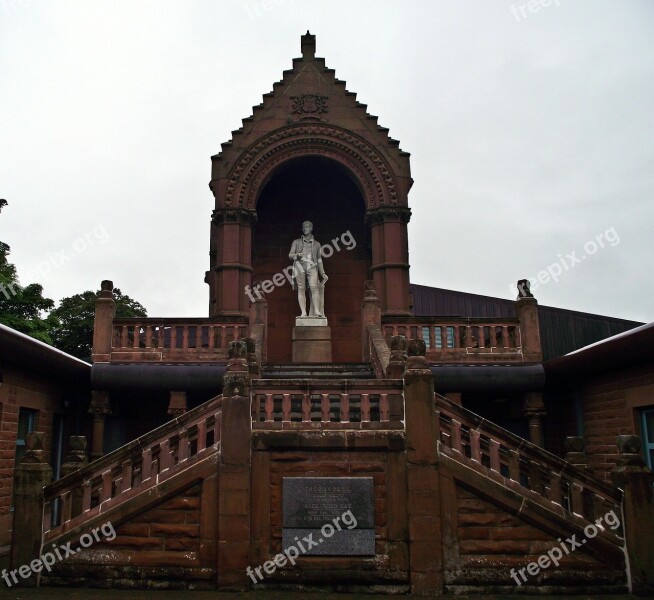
[211,207,257,226]
[365,205,411,225]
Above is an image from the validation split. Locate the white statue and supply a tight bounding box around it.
[289,221,329,318]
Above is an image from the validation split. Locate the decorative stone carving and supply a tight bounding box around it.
[211,207,257,226]
[223,340,250,397]
[517,279,534,299]
[217,124,400,209]
[365,206,412,225]
[386,335,408,379]
[290,94,328,115]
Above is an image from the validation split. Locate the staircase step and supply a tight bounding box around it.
[261,363,374,380]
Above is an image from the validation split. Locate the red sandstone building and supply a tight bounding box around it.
[2,33,653,595]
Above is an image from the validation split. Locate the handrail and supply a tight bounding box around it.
[43,395,223,540]
[367,324,390,379]
[434,392,622,527]
[251,379,404,430]
[382,319,521,354]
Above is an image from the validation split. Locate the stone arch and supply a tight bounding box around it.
[223,124,400,211]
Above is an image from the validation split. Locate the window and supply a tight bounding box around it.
[641,408,654,471]
[15,407,37,465]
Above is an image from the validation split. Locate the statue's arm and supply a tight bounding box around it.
[289,240,298,261]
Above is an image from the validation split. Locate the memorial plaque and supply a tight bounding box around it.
[282,477,375,556]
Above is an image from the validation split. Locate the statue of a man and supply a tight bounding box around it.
[289,220,328,318]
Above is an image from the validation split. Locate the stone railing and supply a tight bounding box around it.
[367,324,390,379]
[434,393,623,528]
[42,395,223,543]
[383,317,522,362]
[110,318,248,363]
[251,380,404,430]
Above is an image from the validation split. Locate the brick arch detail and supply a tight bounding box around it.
[223,125,401,211]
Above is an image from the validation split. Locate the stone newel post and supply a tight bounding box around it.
[610,435,654,596]
[217,340,252,589]
[404,338,443,595]
[361,280,382,361]
[514,279,543,362]
[10,432,53,586]
[92,280,116,362]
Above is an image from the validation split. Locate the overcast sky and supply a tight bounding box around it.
[1,0,652,323]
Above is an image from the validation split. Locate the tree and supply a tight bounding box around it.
[0,199,58,344]
[50,289,147,360]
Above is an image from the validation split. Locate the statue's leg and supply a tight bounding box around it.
[295,263,308,317]
[308,269,321,317]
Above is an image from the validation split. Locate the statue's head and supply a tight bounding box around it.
[302,220,313,235]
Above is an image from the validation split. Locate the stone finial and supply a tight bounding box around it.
[21,432,46,464]
[98,280,114,299]
[408,338,426,357]
[406,338,430,374]
[62,436,88,471]
[224,340,250,397]
[363,280,378,300]
[386,335,408,378]
[517,279,534,299]
[301,30,316,60]
[564,436,590,471]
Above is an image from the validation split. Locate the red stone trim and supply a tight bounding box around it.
[222,124,402,210]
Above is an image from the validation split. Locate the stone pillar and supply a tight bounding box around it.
[10,432,53,586]
[61,436,88,519]
[564,436,590,471]
[88,391,111,459]
[366,207,412,316]
[361,280,382,361]
[248,288,267,364]
[514,280,543,362]
[386,335,407,379]
[217,340,252,589]
[167,391,188,418]
[209,208,257,318]
[404,339,443,595]
[611,435,654,596]
[522,392,545,447]
[244,337,260,378]
[92,280,116,362]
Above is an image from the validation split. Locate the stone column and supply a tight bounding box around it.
[248,288,267,364]
[92,280,116,362]
[10,432,53,586]
[361,280,382,361]
[522,392,546,447]
[167,391,188,418]
[514,280,543,362]
[217,340,252,589]
[611,435,654,596]
[210,208,257,318]
[404,339,443,595]
[366,207,412,316]
[88,391,111,459]
[61,436,88,519]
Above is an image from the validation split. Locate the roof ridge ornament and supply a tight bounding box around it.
[301,30,316,61]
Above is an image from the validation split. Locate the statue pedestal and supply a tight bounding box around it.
[292,319,332,363]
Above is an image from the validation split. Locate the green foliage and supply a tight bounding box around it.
[0,199,148,355]
[50,289,147,360]
[0,199,57,344]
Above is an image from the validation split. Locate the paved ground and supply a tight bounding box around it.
[0,590,649,600]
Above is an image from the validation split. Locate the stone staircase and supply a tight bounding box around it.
[26,356,630,593]
[261,362,375,379]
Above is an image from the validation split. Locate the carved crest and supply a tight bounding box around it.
[290,94,328,115]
